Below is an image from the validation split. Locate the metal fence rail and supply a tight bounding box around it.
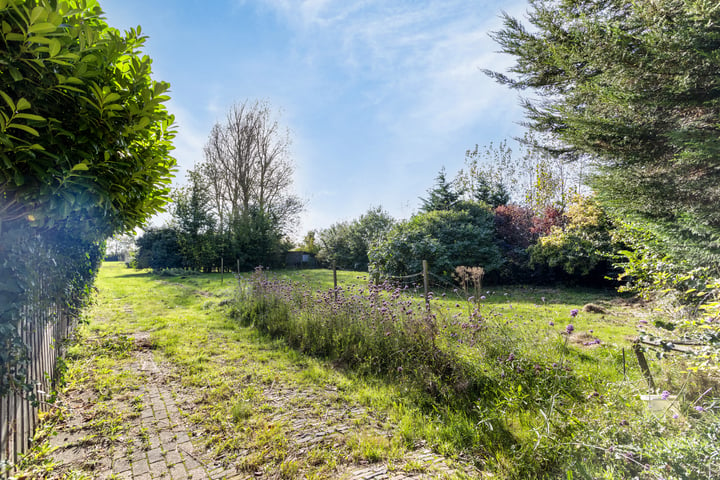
[0,292,74,478]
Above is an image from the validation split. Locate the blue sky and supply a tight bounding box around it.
[102,0,528,238]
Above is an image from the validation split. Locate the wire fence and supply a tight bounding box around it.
[381,268,479,304]
[0,282,75,478]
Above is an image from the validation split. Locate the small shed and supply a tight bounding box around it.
[285,251,318,269]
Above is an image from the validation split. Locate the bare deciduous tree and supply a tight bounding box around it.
[200,100,303,235]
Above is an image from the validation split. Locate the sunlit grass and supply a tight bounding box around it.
[20,262,715,480]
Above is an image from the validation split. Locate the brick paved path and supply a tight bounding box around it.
[50,344,240,480]
[47,336,482,479]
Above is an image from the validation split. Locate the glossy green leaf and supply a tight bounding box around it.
[8,123,39,136]
[16,98,30,111]
[0,90,14,110]
[71,162,89,171]
[49,38,61,57]
[15,113,45,122]
[30,6,46,24]
[8,66,22,81]
[104,92,121,104]
[5,32,25,42]
[28,22,56,34]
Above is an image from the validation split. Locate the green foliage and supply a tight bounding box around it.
[171,171,217,271]
[135,205,289,272]
[418,167,461,213]
[0,0,175,395]
[134,227,183,270]
[296,230,321,255]
[317,206,394,271]
[488,0,720,273]
[0,0,176,235]
[615,221,720,374]
[369,204,502,280]
[530,195,619,283]
[472,176,509,209]
[0,223,103,396]
[456,137,587,214]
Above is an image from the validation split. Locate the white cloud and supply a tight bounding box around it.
[250,0,525,136]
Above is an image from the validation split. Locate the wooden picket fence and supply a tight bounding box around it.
[0,297,74,478]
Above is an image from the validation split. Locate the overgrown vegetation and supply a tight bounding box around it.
[487,0,720,366]
[235,267,719,479]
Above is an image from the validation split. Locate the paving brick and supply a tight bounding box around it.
[164,449,183,466]
[148,447,165,464]
[184,455,203,471]
[160,429,178,443]
[149,459,170,476]
[169,462,188,479]
[187,467,207,479]
[132,458,151,476]
[113,456,132,474]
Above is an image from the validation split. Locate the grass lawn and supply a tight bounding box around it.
[19,262,719,479]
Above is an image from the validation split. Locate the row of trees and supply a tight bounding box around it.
[134,101,301,271]
[308,145,616,287]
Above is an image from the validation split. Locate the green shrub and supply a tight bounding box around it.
[369,205,502,280]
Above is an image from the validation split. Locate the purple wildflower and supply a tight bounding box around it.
[566,324,575,334]
[570,309,579,318]
[661,390,670,400]
[694,406,705,412]
[549,321,554,326]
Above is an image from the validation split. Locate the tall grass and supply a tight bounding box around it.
[233,268,719,479]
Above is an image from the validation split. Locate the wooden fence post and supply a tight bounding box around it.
[633,342,655,390]
[422,260,429,308]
